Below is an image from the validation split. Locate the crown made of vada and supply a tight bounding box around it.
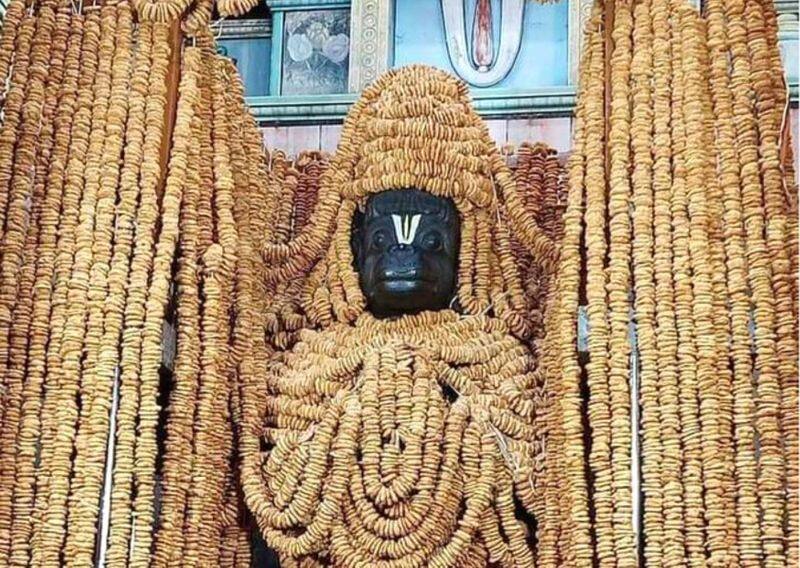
[262,65,556,338]
[332,66,497,208]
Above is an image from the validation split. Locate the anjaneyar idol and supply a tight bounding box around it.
[240,65,561,567]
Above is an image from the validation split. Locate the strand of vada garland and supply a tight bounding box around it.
[699,20,741,559]
[627,0,662,561]
[726,0,787,561]
[64,2,133,562]
[0,0,59,560]
[643,0,686,562]
[153,42,253,568]
[678,5,729,561]
[581,2,617,562]
[151,41,204,568]
[745,0,799,562]
[704,0,762,559]
[104,20,170,567]
[181,50,238,568]
[0,0,52,501]
[37,0,111,560]
[4,3,99,558]
[9,0,78,560]
[30,4,99,563]
[604,0,637,561]
[223,54,262,568]
[547,0,797,564]
[124,28,198,568]
[0,0,35,255]
[538,15,594,559]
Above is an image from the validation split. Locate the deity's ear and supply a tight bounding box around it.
[350,207,365,267]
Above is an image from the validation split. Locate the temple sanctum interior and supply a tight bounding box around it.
[0,0,797,566]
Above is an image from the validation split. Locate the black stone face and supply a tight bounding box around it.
[352,189,460,318]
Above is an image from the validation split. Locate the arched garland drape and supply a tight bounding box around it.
[545,0,798,564]
[0,0,793,563]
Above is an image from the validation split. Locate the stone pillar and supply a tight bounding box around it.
[568,0,594,85]
[348,0,393,92]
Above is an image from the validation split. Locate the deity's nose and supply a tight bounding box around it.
[383,245,421,279]
[388,243,415,258]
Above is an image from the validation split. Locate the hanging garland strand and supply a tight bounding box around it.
[678,6,728,562]
[0,2,35,263]
[698,21,740,560]
[34,6,102,561]
[0,0,59,561]
[7,0,73,562]
[0,0,28,110]
[743,0,799,560]
[64,3,133,562]
[183,49,238,568]
[105,21,171,566]
[0,4,57,533]
[581,3,618,563]
[541,5,599,561]
[152,41,205,568]
[764,0,800,556]
[666,5,709,562]
[724,0,787,561]
[705,0,762,559]
[628,0,663,561]
[604,0,637,560]
[127,28,198,567]
[649,0,686,560]
[29,8,95,565]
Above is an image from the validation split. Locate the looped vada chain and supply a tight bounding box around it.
[0,0,793,563]
[543,0,798,564]
[242,313,546,567]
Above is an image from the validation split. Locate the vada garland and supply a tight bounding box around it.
[239,65,561,567]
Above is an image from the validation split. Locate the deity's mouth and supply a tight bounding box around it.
[376,278,433,294]
[377,267,435,285]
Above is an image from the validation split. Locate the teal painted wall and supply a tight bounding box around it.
[218,37,272,97]
[393,0,569,90]
[780,27,798,87]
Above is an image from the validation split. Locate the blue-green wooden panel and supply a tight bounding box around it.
[246,86,576,124]
[779,30,798,88]
[218,38,272,97]
[266,0,349,9]
[270,11,285,95]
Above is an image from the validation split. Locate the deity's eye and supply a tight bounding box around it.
[421,230,443,252]
[371,230,389,251]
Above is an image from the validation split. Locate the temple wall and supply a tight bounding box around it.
[263,109,796,167]
[229,1,796,158]
[261,116,573,158]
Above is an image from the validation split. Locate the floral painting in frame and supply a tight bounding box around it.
[282,9,351,95]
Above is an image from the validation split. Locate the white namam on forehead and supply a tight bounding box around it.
[391,214,422,245]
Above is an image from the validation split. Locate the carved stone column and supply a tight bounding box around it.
[568,0,594,85]
[348,0,393,92]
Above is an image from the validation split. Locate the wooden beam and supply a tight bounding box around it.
[96,20,183,565]
[156,19,182,203]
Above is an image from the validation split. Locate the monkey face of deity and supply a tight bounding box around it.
[352,189,460,318]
